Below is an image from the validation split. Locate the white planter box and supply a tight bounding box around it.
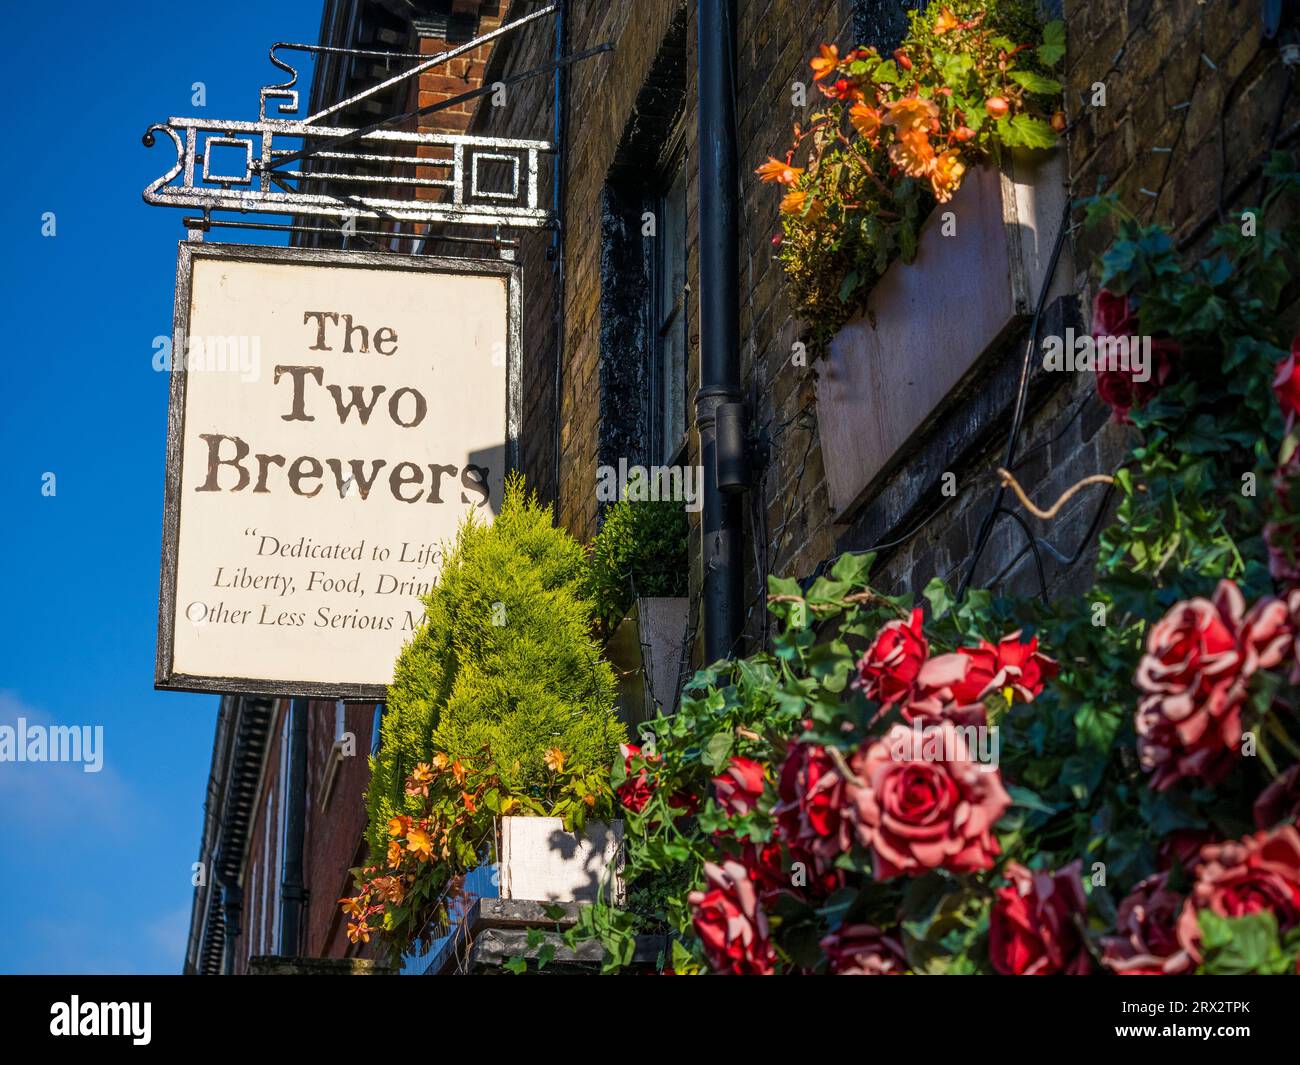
[814,148,1073,519]
[498,816,625,905]
[606,596,689,728]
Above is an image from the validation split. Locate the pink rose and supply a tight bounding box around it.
[688,859,776,975]
[712,756,767,816]
[1135,581,1250,790]
[1176,826,1300,963]
[854,608,928,707]
[1101,872,1193,975]
[1255,765,1300,830]
[773,742,852,875]
[1091,288,1179,423]
[845,722,1010,878]
[821,923,908,974]
[901,652,988,726]
[989,860,1091,975]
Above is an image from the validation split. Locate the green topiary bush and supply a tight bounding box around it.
[585,497,689,634]
[365,473,624,860]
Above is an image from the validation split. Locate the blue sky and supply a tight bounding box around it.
[0,0,321,973]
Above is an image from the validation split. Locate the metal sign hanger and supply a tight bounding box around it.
[141,3,605,244]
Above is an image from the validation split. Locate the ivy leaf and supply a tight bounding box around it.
[503,956,527,975]
[1037,20,1066,67]
[703,730,734,772]
[923,577,953,620]
[1009,69,1062,95]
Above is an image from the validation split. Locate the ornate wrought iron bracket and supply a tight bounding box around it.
[141,4,601,238]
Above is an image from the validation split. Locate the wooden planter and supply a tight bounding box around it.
[498,815,625,905]
[606,596,689,729]
[814,147,1073,520]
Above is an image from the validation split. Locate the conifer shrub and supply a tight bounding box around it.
[365,474,623,860]
[585,497,689,634]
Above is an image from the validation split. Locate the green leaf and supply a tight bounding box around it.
[503,956,527,975]
[1037,21,1066,67]
[1198,910,1291,975]
[703,730,734,772]
[923,577,953,620]
[1001,113,1057,150]
[1009,69,1062,95]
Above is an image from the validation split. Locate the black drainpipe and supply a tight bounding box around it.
[696,0,745,662]
[278,698,309,955]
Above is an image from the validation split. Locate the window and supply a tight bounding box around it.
[852,0,926,53]
[597,10,689,475]
[652,148,688,464]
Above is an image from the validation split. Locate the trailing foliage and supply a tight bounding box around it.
[365,473,624,863]
[585,496,690,633]
[762,0,1064,347]
[569,157,1300,975]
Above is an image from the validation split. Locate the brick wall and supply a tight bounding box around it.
[474,0,1300,659]
[302,700,381,960]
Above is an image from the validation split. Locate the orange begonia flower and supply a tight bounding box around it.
[346,921,371,945]
[431,752,450,771]
[779,189,824,220]
[882,95,940,134]
[888,127,936,177]
[462,791,478,814]
[406,762,434,796]
[386,840,402,867]
[756,157,804,186]
[930,149,967,202]
[387,815,410,838]
[849,103,882,140]
[933,7,959,34]
[339,896,365,918]
[544,748,566,773]
[406,827,434,861]
[810,44,839,81]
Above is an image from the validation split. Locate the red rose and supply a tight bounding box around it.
[950,631,1058,705]
[821,924,908,974]
[1265,449,1300,589]
[1273,337,1300,421]
[1091,288,1179,422]
[687,859,776,975]
[616,743,656,813]
[846,722,1010,878]
[1176,826,1300,963]
[1101,872,1192,975]
[773,742,852,875]
[989,860,1091,975]
[713,756,767,816]
[854,607,928,707]
[739,834,843,904]
[1255,765,1300,830]
[1135,581,1251,790]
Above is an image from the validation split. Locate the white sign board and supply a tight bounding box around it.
[156,243,519,697]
